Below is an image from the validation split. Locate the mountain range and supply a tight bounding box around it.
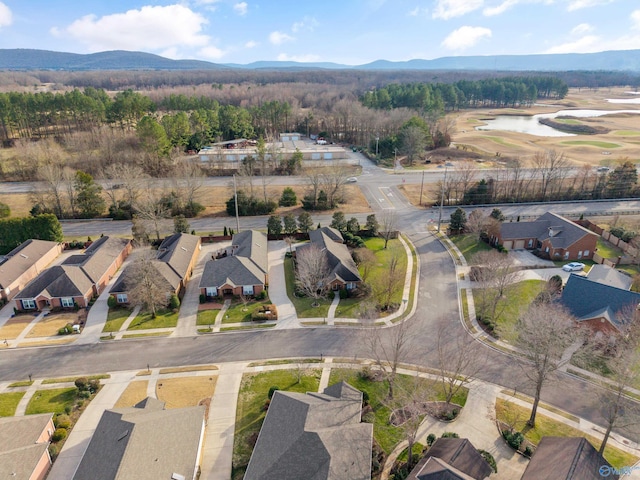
[1,48,640,72]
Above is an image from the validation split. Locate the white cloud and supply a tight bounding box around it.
[233,2,248,16]
[199,45,225,59]
[571,23,593,35]
[0,2,12,28]
[269,31,294,45]
[442,26,492,50]
[61,5,210,52]
[433,0,483,20]
[408,6,429,17]
[632,10,640,29]
[245,40,259,48]
[292,17,319,33]
[567,0,613,11]
[483,0,519,16]
[277,53,320,63]
[545,35,600,53]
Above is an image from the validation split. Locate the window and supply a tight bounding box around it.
[61,297,74,308]
[206,287,217,297]
[564,251,570,259]
[22,299,36,310]
[243,285,254,295]
[116,293,128,303]
[584,250,590,257]
[578,251,583,259]
[346,282,356,290]
[527,239,533,248]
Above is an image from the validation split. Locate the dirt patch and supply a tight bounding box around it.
[114,380,149,408]
[198,302,224,311]
[156,376,217,409]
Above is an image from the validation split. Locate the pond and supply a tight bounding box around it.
[476,109,640,137]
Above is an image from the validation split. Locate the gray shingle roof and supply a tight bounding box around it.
[521,436,617,480]
[407,438,492,480]
[156,233,201,279]
[0,414,52,480]
[111,260,182,294]
[244,381,372,480]
[560,274,640,331]
[63,236,131,284]
[500,212,597,250]
[0,239,61,289]
[15,265,93,299]
[73,398,205,480]
[587,264,633,290]
[199,230,268,289]
[305,227,361,284]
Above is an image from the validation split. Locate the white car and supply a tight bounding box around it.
[562,262,585,272]
[346,177,358,183]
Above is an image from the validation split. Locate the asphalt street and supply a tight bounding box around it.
[1,154,637,442]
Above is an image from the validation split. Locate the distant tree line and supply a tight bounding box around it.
[361,77,568,112]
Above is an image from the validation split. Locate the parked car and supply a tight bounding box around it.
[562,262,585,272]
[346,177,358,183]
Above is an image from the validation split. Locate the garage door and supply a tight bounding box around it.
[503,241,513,249]
[514,240,525,249]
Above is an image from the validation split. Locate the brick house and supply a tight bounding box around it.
[0,414,55,480]
[14,236,131,312]
[0,239,63,302]
[110,233,201,304]
[199,230,268,299]
[497,212,597,261]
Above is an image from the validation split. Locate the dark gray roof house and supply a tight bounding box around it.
[15,265,94,300]
[521,436,618,480]
[199,230,268,291]
[73,397,205,480]
[407,438,493,480]
[244,381,373,480]
[587,264,633,290]
[302,227,362,287]
[560,274,640,333]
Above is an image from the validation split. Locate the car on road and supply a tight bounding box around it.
[562,262,585,272]
[596,166,610,172]
[346,177,358,183]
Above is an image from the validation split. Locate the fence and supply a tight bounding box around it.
[576,219,637,265]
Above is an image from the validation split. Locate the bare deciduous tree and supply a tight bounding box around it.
[37,163,65,218]
[471,250,521,325]
[515,303,579,427]
[531,149,570,201]
[372,253,404,311]
[353,247,377,283]
[172,160,204,212]
[125,252,168,319]
[379,209,398,249]
[135,179,170,241]
[295,244,331,305]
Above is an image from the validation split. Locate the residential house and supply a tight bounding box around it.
[406,437,493,480]
[0,239,62,302]
[0,413,55,480]
[15,236,131,311]
[74,397,205,480]
[560,273,640,335]
[497,212,597,261]
[199,230,268,299]
[299,226,362,291]
[520,436,618,480]
[244,381,373,480]
[110,233,201,304]
[587,264,633,290]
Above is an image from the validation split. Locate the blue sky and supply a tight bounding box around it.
[0,1,639,65]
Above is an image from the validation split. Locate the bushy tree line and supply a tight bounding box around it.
[0,214,63,254]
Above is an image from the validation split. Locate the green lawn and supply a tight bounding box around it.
[560,140,620,148]
[232,369,321,480]
[102,307,132,333]
[196,309,220,326]
[25,387,77,415]
[474,280,545,342]
[335,297,363,318]
[496,398,637,468]
[127,309,179,330]
[614,130,640,136]
[283,257,332,318]
[328,369,468,455]
[597,237,624,260]
[364,237,408,308]
[449,234,492,263]
[222,299,272,324]
[0,391,25,416]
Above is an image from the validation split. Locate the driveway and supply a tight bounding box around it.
[267,241,298,329]
[508,250,555,267]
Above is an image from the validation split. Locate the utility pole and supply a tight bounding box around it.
[419,170,425,206]
[375,135,379,157]
[233,174,240,233]
[437,165,447,233]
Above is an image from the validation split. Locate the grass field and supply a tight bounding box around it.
[496,398,638,468]
[128,309,179,330]
[0,391,25,416]
[484,135,520,147]
[560,140,620,148]
[102,307,132,333]
[222,299,272,324]
[196,309,220,326]
[232,369,321,479]
[449,234,492,262]
[597,237,625,259]
[114,381,149,408]
[335,297,363,318]
[26,387,77,415]
[283,257,332,318]
[614,130,640,136]
[27,313,79,338]
[0,315,32,339]
[157,376,216,409]
[364,237,408,309]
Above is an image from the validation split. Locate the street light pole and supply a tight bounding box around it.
[375,135,379,157]
[437,165,448,233]
[419,170,425,206]
[233,174,240,233]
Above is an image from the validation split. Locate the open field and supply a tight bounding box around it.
[451,87,640,167]
[156,376,216,409]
